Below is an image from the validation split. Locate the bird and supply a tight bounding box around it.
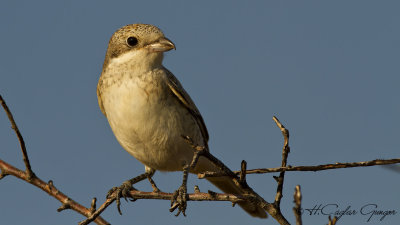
[97,23,267,218]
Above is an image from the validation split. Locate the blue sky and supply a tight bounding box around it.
[1,1,399,224]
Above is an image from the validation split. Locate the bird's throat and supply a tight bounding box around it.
[107,49,164,74]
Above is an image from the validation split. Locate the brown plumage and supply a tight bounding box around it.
[97,24,267,218]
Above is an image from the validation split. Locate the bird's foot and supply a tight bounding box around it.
[170,184,188,216]
[106,180,137,215]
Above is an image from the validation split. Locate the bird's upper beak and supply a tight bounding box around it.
[147,37,176,52]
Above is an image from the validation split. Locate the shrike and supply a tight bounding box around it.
[97,24,267,218]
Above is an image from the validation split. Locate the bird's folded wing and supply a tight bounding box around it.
[97,78,106,115]
[164,67,209,144]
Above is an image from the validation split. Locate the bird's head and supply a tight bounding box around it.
[103,24,175,71]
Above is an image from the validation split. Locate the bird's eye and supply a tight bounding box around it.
[127,37,138,47]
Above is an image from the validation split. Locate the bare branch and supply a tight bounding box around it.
[5,95,394,225]
[80,189,248,225]
[0,95,34,179]
[183,127,290,225]
[199,158,400,178]
[245,158,400,174]
[90,198,97,214]
[327,216,338,225]
[0,95,110,225]
[129,189,247,202]
[79,198,115,225]
[57,198,72,212]
[273,116,291,206]
[293,185,302,225]
[0,159,110,225]
[239,160,247,185]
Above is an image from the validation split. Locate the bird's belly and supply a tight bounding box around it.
[103,79,200,171]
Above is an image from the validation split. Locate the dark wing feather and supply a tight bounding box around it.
[97,77,106,115]
[164,67,209,144]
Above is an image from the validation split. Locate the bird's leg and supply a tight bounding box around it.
[145,167,161,193]
[170,164,189,216]
[107,169,157,215]
[147,176,161,193]
[170,148,203,216]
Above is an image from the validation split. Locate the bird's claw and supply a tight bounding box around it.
[170,184,188,216]
[106,181,136,215]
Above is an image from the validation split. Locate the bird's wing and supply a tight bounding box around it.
[97,77,106,115]
[164,67,209,144]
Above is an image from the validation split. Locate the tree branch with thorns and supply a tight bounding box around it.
[1,95,398,225]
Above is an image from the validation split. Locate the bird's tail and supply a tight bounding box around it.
[194,157,268,218]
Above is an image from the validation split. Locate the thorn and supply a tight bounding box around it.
[239,160,247,185]
[90,198,97,214]
[57,199,71,212]
[47,180,54,191]
[294,185,302,205]
[194,185,200,193]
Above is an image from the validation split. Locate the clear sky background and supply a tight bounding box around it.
[1,1,399,225]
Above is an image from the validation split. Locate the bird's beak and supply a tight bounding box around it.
[147,37,176,52]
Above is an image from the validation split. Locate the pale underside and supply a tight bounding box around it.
[97,46,267,217]
[99,67,210,173]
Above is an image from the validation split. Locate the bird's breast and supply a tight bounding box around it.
[101,71,167,143]
[99,70,198,171]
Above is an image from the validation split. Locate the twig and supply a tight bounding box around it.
[79,198,115,225]
[198,158,400,178]
[80,189,248,225]
[327,216,338,225]
[273,116,290,206]
[293,185,302,225]
[57,198,72,212]
[182,135,239,183]
[90,198,97,214]
[0,95,109,225]
[239,160,247,185]
[0,95,34,180]
[5,95,384,225]
[129,189,247,202]
[0,159,109,225]
[183,130,290,225]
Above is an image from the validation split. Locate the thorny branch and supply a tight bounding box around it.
[327,216,338,225]
[0,95,109,225]
[293,185,302,225]
[273,116,290,206]
[2,94,400,225]
[0,95,34,180]
[182,126,291,225]
[198,158,400,178]
[81,187,249,225]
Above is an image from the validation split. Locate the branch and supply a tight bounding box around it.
[293,185,302,225]
[0,95,34,179]
[182,129,291,225]
[80,187,248,225]
[0,95,109,225]
[5,94,392,225]
[327,216,338,225]
[273,116,290,206]
[79,198,115,225]
[0,159,109,225]
[132,189,247,202]
[198,158,400,178]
